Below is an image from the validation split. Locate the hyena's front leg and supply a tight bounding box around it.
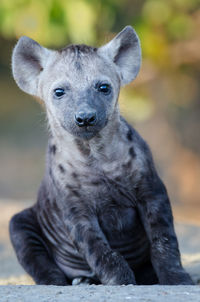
[9,207,69,285]
[137,173,194,285]
[66,214,136,285]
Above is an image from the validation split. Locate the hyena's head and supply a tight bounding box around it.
[12,26,141,140]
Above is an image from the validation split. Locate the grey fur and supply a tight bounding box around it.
[10,26,193,285]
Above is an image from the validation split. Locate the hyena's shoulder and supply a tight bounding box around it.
[120,116,152,157]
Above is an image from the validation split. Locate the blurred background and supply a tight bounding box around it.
[0,0,200,284]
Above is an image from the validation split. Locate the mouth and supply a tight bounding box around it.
[61,122,98,140]
[76,131,96,140]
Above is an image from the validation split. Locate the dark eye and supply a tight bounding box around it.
[54,88,65,98]
[97,83,111,95]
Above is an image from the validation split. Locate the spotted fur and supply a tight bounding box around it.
[9,26,193,285]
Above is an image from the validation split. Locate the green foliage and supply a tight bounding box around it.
[0,0,198,48]
[0,0,96,46]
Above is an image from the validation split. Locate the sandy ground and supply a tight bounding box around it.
[0,285,200,302]
[0,199,199,286]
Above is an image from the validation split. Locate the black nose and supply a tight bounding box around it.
[75,111,97,127]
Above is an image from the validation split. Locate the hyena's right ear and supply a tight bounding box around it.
[12,36,51,96]
[98,26,141,86]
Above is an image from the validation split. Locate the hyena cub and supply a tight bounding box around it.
[10,26,193,285]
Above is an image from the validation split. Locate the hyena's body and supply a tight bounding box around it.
[10,26,193,285]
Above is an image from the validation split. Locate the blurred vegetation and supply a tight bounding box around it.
[0,0,199,54]
[0,0,199,220]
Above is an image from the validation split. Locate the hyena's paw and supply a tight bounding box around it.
[98,251,136,285]
[72,277,97,285]
[159,269,194,285]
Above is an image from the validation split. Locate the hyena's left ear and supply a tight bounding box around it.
[98,26,141,85]
[12,36,51,96]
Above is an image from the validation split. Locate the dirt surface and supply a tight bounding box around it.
[0,285,200,302]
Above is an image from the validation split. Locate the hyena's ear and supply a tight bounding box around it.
[12,36,51,96]
[98,26,141,85]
